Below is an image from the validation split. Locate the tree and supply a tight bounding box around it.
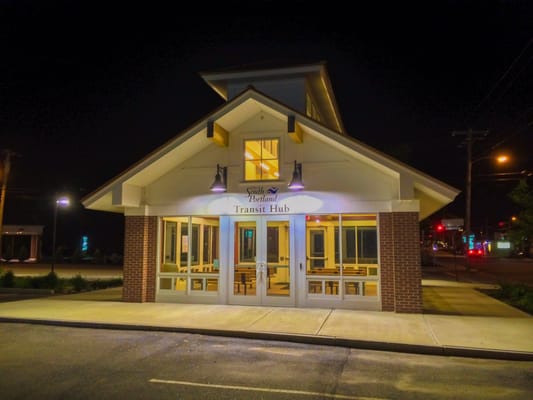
[508,179,533,256]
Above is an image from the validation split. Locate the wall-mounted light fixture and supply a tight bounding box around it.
[210,164,227,192]
[288,160,304,190]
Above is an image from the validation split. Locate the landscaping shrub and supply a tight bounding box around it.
[44,272,59,289]
[516,290,533,312]
[70,274,89,292]
[1,270,15,288]
[488,282,533,315]
[1,270,122,294]
[18,276,34,289]
[27,272,59,290]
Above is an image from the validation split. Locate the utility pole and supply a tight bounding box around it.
[451,129,488,269]
[0,150,13,260]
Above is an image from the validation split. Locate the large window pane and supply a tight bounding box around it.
[234,221,257,296]
[164,221,176,264]
[306,214,378,299]
[266,226,279,263]
[358,226,378,264]
[180,222,189,268]
[211,226,219,270]
[190,218,219,274]
[191,224,199,266]
[266,220,290,298]
[335,227,356,264]
[203,225,210,263]
[239,225,256,263]
[310,230,325,268]
[306,214,338,276]
[160,217,220,292]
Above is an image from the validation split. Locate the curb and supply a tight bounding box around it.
[0,288,55,295]
[1,317,532,362]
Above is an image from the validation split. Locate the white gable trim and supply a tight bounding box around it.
[82,87,459,214]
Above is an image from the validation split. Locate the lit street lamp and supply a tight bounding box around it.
[51,196,70,273]
[464,153,508,265]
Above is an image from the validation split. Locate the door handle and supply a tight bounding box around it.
[257,263,264,283]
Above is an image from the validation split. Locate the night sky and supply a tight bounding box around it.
[1,1,532,256]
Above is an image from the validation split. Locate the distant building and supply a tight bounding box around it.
[83,62,459,312]
[1,225,43,262]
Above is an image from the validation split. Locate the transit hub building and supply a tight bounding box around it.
[82,62,459,313]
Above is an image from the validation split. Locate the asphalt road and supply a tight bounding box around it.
[4,256,532,286]
[0,262,123,279]
[426,252,533,286]
[1,323,532,400]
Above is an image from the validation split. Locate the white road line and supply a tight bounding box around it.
[149,378,388,400]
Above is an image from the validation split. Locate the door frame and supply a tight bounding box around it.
[228,215,296,306]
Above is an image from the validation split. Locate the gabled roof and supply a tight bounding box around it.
[199,61,346,134]
[82,85,460,216]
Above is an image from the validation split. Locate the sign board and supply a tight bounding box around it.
[81,236,89,252]
[442,218,464,230]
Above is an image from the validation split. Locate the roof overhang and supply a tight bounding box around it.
[82,86,460,218]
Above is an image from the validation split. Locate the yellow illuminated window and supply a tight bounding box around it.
[244,139,279,181]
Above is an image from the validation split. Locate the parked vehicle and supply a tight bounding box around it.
[467,248,484,257]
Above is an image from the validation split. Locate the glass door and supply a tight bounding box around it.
[230,216,294,306]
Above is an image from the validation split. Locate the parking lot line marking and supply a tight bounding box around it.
[149,378,387,400]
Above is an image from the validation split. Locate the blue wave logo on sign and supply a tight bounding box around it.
[267,187,279,194]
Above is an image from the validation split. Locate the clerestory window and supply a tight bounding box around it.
[243,138,280,181]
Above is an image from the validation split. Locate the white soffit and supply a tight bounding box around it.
[299,119,459,202]
[85,192,117,212]
[413,182,457,205]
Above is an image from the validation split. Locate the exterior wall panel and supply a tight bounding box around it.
[146,111,400,211]
[379,212,422,313]
[378,213,395,311]
[392,212,422,313]
[123,216,157,302]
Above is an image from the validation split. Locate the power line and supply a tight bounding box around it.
[471,37,533,120]
[460,38,533,160]
[488,119,533,152]
[0,149,22,258]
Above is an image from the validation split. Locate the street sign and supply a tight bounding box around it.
[442,218,464,230]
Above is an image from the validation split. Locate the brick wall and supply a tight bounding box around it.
[379,212,422,313]
[122,216,158,302]
[378,213,395,311]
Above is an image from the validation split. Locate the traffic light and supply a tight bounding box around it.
[498,221,510,229]
[435,223,445,232]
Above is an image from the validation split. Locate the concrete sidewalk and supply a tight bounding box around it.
[0,281,532,361]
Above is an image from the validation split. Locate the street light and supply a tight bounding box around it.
[51,196,70,273]
[464,153,508,265]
